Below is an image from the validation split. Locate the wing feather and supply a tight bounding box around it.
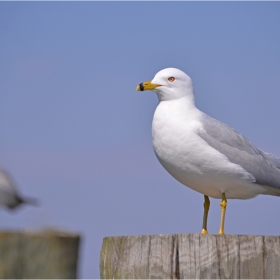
[198,114,280,189]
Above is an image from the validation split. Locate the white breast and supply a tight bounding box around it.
[152,99,266,199]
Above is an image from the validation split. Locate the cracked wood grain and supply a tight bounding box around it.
[100,233,280,279]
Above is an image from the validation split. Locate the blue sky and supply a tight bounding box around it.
[0,2,280,278]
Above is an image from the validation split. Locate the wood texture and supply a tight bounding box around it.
[100,233,280,279]
[0,229,80,279]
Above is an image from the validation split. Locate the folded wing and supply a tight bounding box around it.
[198,113,280,189]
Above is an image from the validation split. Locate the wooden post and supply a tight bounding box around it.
[0,229,80,279]
[100,233,280,279]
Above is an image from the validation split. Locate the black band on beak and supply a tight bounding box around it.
[139,83,144,91]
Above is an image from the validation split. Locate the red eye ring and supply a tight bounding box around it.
[168,76,175,82]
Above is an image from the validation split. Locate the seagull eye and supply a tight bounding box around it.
[168,77,175,82]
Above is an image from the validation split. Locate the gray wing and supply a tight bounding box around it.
[0,169,38,209]
[198,113,280,189]
[257,150,280,169]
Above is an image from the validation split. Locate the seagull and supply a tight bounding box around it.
[0,169,37,211]
[136,68,280,235]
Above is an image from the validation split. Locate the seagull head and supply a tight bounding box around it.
[136,68,194,102]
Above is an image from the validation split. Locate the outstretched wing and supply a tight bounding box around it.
[198,113,280,189]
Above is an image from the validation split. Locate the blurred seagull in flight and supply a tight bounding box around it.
[136,67,280,234]
[0,169,37,211]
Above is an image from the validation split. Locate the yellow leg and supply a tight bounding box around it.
[201,195,210,234]
[218,193,227,235]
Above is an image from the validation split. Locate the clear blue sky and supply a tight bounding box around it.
[0,2,280,278]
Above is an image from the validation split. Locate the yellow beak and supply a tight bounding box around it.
[136,80,161,91]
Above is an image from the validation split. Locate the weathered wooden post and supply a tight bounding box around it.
[100,233,280,279]
[0,229,80,278]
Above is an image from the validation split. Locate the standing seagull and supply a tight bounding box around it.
[0,169,37,211]
[136,68,280,235]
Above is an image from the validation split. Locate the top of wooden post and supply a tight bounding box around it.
[100,233,280,279]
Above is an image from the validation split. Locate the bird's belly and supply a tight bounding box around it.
[152,124,266,199]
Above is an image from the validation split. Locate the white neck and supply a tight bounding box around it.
[156,93,196,111]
